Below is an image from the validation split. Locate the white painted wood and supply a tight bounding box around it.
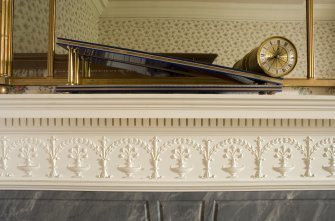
[0,94,334,191]
[0,94,334,119]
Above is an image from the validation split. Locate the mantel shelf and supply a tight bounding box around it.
[0,94,334,119]
[0,94,334,192]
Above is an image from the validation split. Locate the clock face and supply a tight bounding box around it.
[257,37,298,77]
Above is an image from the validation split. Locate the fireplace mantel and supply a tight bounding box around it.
[0,94,334,191]
[0,94,334,118]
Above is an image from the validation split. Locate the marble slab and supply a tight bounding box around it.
[0,191,334,221]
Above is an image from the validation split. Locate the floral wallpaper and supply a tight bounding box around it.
[12,0,99,54]
[56,0,100,54]
[98,18,308,79]
[315,21,335,79]
[13,0,49,53]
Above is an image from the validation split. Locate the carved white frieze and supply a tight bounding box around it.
[298,137,318,177]
[243,137,267,179]
[170,145,193,179]
[0,134,334,191]
[323,145,335,177]
[93,136,114,178]
[165,138,200,179]
[0,135,334,180]
[116,138,147,178]
[265,138,299,178]
[222,145,244,178]
[15,138,44,177]
[44,136,63,178]
[68,145,90,178]
[146,136,163,179]
[273,146,294,178]
[216,138,250,178]
[199,139,218,179]
[0,136,13,177]
[316,138,335,177]
[61,138,94,178]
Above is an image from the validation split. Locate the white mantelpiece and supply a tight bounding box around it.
[0,94,334,191]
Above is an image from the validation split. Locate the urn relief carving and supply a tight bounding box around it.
[61,138,95,178]
[15,138,44,177]
[272,146,294,178]
[222,145,244,178]
[68,145,90,178]
[170,145,193,179]
[322,145,335,177]
[315,138,335,177]
[164,138,200,179]
[115,138,147,178]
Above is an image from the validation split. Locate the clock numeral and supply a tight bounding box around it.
[282,68,287,73]
[284,42,288,47]
[261,54,265,57]
[288,64,293,67]
[277,40,281,45]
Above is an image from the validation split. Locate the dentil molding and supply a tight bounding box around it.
[0,94,334,191]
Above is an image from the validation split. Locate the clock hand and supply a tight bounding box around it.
[270,46,277,56]
[275,57,279,69]
[268,57,276,70]
[277,47,282,56]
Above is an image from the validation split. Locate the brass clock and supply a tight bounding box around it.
[234,36,298,78]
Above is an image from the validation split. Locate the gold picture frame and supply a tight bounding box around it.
[0,0,334,93]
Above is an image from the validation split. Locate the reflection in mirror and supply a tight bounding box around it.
[103,0,308,79]
[54,0,308,79]
[13,0,49,78]
[54,0,100,77]
[314,0,335,79]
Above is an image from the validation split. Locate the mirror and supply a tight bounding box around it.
[54,0,100,77]
[314,0,335,79]
[12,0,49,78]
[54,0,308,79]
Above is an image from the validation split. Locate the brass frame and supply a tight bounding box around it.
[307,0,314,79]
[47,0,56,78]
[0,0,13,83]
[1,0,335,92]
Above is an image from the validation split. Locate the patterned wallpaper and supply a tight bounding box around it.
[13,0,49,53]
[56,0,100,54]
[315,21,335,79]
[98,18,308,79]
[12,0,99,54]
